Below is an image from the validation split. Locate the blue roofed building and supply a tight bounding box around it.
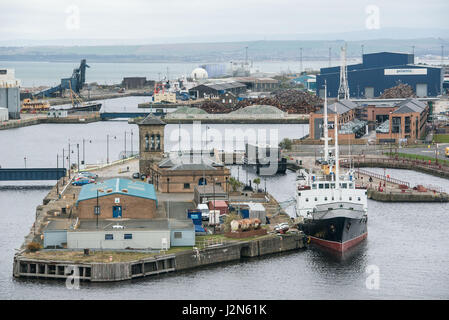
[316,52,443,98]
[75,178,158,220]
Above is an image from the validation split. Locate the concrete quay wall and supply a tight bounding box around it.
[13,234,305,282]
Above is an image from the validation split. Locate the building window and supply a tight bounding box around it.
[392,117,401,134]
[145,134,149,151]
[405,116,411,133]
[156,134,161,150]
[105,234,113,240]
[151,134,155,150]
[184,183,190,189]
[124,234,132,240]
[174,232,182,239]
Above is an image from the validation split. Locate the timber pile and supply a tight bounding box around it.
[380,84,416,99]
[198,89,322,114]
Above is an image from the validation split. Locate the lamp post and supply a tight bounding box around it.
[124,131,127,160]
[24,156,27,168]
[131,129,133,157]
[77,143,80,173]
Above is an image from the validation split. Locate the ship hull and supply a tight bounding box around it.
[301,216,367,252]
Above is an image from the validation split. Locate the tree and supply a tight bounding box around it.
[279,138,292,151]
[253,177,261,192]
[229,177,243,192]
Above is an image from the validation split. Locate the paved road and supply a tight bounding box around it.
[392,144,449,161]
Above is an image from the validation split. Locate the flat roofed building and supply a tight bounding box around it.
[67,219,170,250]
[75,178,158,220]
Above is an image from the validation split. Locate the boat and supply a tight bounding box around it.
[295,84,368,252]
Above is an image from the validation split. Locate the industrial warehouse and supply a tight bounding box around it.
[316,52,443,98]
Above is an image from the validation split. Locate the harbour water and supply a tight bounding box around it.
[0,60,357,87]
[1,98,449,299]
[1,58,442,87]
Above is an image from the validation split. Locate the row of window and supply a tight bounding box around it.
[144,134,162,151]
[105,234,133,240]
[311,182,353,189]
[299,195,361,202]
[105,233,184,240]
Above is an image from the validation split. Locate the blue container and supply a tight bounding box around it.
[188,210,203,225]
[240,209,249,219]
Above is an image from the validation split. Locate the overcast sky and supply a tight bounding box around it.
[1,0,448,43]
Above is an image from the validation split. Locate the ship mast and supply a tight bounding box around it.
[334,102,340,188]
[322,81,331,162]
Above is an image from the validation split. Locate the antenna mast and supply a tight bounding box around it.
[338,43,349,101]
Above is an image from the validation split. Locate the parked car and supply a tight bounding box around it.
[78,172,97,179]
[140,174,147,181]
[72,178,94,186]
[132,172,140,179]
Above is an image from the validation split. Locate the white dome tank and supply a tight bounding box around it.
[191,68,208,80]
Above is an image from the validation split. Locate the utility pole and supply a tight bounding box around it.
[56,153,59,197]
[77,143,80,173]
[24,156,27,168]
[107,134,109,164]
[299,47,303,74]
[68,141,71,179]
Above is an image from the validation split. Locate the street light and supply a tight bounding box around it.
[24,156,27,168]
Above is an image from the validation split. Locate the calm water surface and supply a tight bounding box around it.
[1,101,449,299]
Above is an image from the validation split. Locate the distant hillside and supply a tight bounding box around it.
[0,38,448,63]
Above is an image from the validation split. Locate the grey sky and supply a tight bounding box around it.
[1,0,448,43]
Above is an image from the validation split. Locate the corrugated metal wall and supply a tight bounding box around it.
[0,87,20,119]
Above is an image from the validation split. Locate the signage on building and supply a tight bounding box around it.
[115,198,120,204]
[384,68,427,75]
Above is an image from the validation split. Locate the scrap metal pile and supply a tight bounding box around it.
[380,84,417,99]
[198,89,322,114]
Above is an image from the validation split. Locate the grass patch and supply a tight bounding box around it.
[386,152,449,165]
[433,134,449,143]
[23,247,193,263]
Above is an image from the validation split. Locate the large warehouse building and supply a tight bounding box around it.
[316,52,443,98]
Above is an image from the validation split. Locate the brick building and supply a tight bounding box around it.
[75,178,158,220]
[309,99,358,141]
[376,99,428,143]
[148,153,231,193]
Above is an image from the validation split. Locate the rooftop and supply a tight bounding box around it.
[77,178,157,204]
[139,113,166,126]
[74,219,169,231]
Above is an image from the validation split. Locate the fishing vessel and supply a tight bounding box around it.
[295,84,368,252]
